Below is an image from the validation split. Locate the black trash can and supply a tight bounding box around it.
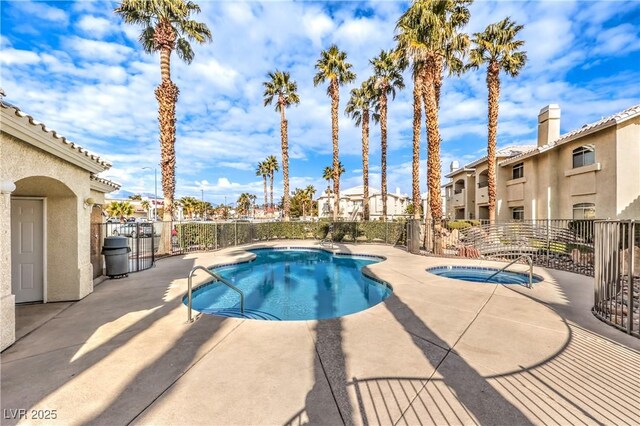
[102,236,131,278]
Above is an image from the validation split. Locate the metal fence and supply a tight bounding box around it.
[91,220,407,275]
[593,220,639,337]
[423,219,596,276]
[91,222,156,274]
[169,220,407,254]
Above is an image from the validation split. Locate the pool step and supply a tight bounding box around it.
[202,307,282,321]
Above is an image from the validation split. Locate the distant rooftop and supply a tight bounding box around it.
[446,145,535,178]
[500,103,640,166]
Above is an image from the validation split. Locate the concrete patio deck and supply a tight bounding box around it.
[1,241,639,425]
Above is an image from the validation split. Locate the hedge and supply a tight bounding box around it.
[174,220,406,250]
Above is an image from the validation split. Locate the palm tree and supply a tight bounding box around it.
[236,193,252,216]
[396,0,471,223]
[468,17,527,223]
[264,155,279,214]
[256,161,269,211]
[263,71,300,222]
[321,163,345,216]
[115,0,211,254]
[395,27,425,221]
[370,50,405,220]
[322,166,333,194]
[141,200,151,218]
[313,44,356,220]
[345,80,379,221]
[105,201,135,223]
[179,196,198,218]
[304,185,317,218]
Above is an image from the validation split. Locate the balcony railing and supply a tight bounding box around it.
[454,188,464,194]
[477,181,489,188]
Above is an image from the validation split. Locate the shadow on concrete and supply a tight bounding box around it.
[0,255,234,425]
[383,294,533,425]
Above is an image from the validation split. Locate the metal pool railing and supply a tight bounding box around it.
[187,266,245,323]
[593,220,639,337]
[423,219,596,276]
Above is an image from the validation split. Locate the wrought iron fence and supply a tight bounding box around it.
[423,219,596,276]
[91,222,156,274]
[168,220,407,254]
[593,220,639,337]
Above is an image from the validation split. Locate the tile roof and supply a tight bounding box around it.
[1,100,113,170]
[445,145,535,178]
[500,104,640,166]
[90,174,121,190]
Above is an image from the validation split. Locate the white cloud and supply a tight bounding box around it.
[76,15,114,39]
[0,48,40,65]
[15,1,68,24]
[64,36,134,63]
[594,24,640,56]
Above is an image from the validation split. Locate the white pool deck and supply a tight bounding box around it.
[1,241,639,425]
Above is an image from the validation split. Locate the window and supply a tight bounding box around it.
[511,206,524,220]
[573,203,595,219]
[572,145,595,168]
[512,162,524,180]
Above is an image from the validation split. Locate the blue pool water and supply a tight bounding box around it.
[427,266,543,285]
[187,248,392,321]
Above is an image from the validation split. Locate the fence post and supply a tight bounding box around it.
[355,221,358,245]
[135,223,140,272]
[385,221,388,245]
[628,221,635,334]
[235,221,238,246]
[215,222,218,250]
[408,219,420,254]
[546,219,550,268]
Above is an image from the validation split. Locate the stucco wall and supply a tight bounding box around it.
[616,120,640,218]
[0,192,15,351]
[1,133,95,303]
[555,127,616,219]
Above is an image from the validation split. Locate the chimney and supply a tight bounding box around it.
[537,104,561,147]
[450,160,459,172]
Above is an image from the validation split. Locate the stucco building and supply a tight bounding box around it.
[317,185,410,220]
[443,104,640,221]
[1,101,119,351]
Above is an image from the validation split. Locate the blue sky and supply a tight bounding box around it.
[2,0,639,204]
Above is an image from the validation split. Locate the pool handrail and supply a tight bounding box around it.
[187,265,245,323]
[483,254,534,288]
[320,224,334,248]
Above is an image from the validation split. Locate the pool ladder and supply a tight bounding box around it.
[483,254,534,289]
[320,224,334,248]
[187,266,245,323]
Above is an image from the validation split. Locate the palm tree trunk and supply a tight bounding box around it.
[331,80,340,221]
[487,62,500,224]
[412,70,423,220]
[362,109,370,221]
[380,90,388,220]
[422,59,443,254]
[434,57,443,110]
[263,175,267,211]
[280,102,290,221]
[154,27,179,255]
[270,173,274,214]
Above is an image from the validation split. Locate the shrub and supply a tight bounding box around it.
[445,220,472,230]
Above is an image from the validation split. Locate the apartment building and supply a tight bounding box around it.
[317,185,410,220]
[443,103,640,220]
[443,146,534,220]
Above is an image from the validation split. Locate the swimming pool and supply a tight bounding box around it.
[186,248,392,320]
[427,266,543,285]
